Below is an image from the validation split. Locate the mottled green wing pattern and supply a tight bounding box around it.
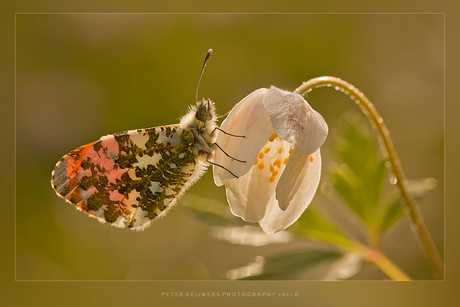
[51,125,205,230]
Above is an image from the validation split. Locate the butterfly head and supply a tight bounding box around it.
[195,98,216,123]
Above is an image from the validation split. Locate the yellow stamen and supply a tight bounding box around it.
[265,147,271,153]
[272,170,278,176]
[310,156,314,162]
[258,152,264,159]
[254,158,259,165]
[274,159,281,168]
[278,147,283,154]
[283,157,289,165]
[269,133,276,142]
[269,176,276,183]
[289,147,293,154]
[258,162,264,170]
[269,164,275,173]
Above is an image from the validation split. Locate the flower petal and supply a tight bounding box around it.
[262,86,328,156]
[223,171,274,223]
[213,88,274,186]
[275,148,309,211]
[259,149,322,233]
[222,139,291,223]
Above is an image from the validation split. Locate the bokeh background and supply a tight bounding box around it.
[16,14,443,280]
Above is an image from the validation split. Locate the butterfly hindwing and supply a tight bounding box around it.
[51,124,204,230]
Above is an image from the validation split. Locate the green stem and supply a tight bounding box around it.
[295,76,444,279]
[366,224,381,251]
[345,243,411,280]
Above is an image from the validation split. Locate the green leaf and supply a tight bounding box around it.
[238,250,342,280]
[333,166,367,222]
[331,115,387,226]
[372,160,388,205]
[379,197,405,231]
[293,207,354,248]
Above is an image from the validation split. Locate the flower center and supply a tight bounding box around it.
[253,133,294,183]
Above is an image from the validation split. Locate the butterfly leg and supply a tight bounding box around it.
[212,127,245,138]
[212,143,246,163]
[206,154,239,179]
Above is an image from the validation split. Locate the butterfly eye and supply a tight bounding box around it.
[195,108,207,122]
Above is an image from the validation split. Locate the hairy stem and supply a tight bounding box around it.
[295,76,444,279]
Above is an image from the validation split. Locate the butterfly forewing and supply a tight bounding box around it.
[51,124,203,230]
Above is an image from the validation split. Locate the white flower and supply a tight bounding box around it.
[213,86,328,233]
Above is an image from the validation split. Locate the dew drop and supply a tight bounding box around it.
[335,86,340,91]
[410,223,419,232]
[350,95,355,100]
[403,206,411,214]
[377,118,384,123]
[390,177,398,185]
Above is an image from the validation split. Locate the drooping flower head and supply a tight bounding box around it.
[213,86,328,233]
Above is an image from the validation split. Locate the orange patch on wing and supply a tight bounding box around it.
[65,145,93,176]
[61,144,98,204]
[76,201,88,212]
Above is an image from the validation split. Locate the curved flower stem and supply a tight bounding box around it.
[295,76,444,280]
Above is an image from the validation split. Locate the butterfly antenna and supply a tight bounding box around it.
[195,49,213,104]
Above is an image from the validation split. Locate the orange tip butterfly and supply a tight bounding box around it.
[51,49,232,230]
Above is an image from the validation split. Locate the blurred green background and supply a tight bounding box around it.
[16,14,443,280]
